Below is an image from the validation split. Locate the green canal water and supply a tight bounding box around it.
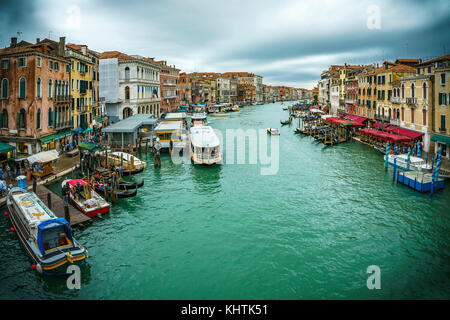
[1,102,449,299]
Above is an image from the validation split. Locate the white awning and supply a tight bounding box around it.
[27,150,59,164]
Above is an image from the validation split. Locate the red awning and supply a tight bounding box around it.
[359,128,412,143]
[384,125,423,139]
[344,115,367,123]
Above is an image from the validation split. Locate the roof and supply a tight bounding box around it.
[100,51,137,61]
[10,191,57,229]
[154,121,183,131]
[165,112,187,120]
[190,126,220,147]
[417,54,450,66]
[102,114,157,133]
[27,150,59,164]
[79,142,103,152]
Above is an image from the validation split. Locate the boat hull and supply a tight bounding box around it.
[6,204,86,276]
[70,198,110,217]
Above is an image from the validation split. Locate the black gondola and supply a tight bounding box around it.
[93,183,138,198]
[280,118,292,125]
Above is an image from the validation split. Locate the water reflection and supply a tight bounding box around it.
[190,164,222,194]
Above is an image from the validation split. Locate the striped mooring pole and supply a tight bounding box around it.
[407,147,411,170]
[385,142,390,168]
[393,158,397,182]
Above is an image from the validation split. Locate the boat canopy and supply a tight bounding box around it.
[190,126,220,148]
[165,112,187,120]
[67,179,87,188]
[154,121,183,132]
[27,150,59,164]
[36,218,73,255]
[343,115,367,123]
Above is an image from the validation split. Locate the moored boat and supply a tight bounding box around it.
[106,151,147,174]
[384,154,432,172]
[6,188,87,275]
[190,112,208,127]
[189,126,222,165]
[231,105,240,112]
[209,112,230,117]
[62,179,110,218]
[267,128,280,135]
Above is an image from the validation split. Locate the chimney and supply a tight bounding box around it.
[58,36,65,56]
[10,37,17,48]
[36,38,40,43]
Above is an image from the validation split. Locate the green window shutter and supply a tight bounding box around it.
[17,112,20,129]
[23,110,26,129]
[0,112,3,128]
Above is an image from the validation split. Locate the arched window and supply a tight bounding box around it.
[401,84,405,99]
[48,79,52,98]
[37,108,41,129]
[1,109,8,128]
[17,108,26,129]
[125,67,130,80]
[19,77,26,98]
[423,82,427,99]
[1,78,8,99]
[411,83,415,98]
[37,77,41,98]
[125,86,130,100]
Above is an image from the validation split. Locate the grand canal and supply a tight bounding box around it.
[1,102,449,299]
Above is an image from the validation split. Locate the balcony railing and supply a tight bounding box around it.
[55,121,73,129]
[390,97,400,103]
[54,95,71,103]
[406,97,417,105]
[345,99,355,104]
[374,113,391,122]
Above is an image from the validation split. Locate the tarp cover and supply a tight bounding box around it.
[27,150,59,164]
[36,217,72,255]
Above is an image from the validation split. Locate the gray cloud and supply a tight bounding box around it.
[0,0,449,88]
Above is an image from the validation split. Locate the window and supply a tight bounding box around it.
[54,62,59,70]
[66,64,70,73]
[441,73,446,85]
[37,78,41,98]
[401,108,404,121]
[77,62,80,71]
[37,57,41,67]
[18,57,26,67]
[1,59,9,69]
[1,78,8,99]
[389,74,392,83]
[411,109,415,124]
[401,84,405,98]
[36,109,41,129]
[72,60,74,70]
[423,83,427,99]
[17,108,26,129]
[49,60,53,70]
[125,86,130,100]
[0,109,8,128]
[439,93,447,105]
[125,67,130,80]
[411,83,415,98]
[48,79,52,98]
[441,115,446,130]
[48,108,53,127]
[423,110,427,126]
[19,78,26,98]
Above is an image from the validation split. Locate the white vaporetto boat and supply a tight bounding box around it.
[6,188,87,275]
[384,154,432,172]
[189,126,222,165]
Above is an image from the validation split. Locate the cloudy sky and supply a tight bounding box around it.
[1,0,449,88]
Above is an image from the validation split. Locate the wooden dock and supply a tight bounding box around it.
[34,184,91,228]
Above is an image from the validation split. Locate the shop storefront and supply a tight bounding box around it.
[40,130,73,152]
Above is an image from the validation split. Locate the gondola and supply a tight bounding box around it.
[280,118,292,125]
[83,178,138,199]
[88,174,144,191]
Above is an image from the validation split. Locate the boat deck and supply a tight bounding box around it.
[34,184,91,227]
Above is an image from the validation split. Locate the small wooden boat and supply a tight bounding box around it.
[6,188,87,275]
[91,181,138,198]
[384,154,432,172]
[267,128,280,135]
[62,179,110,218]
[106,152,147,173]
[91,173,144,190]
[231,105,240,112]
[210,112,230,117]
[281,118,292,125]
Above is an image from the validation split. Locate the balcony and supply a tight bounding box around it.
[390,97,400,104]
[55,121,73,130]
[390,118,400,126]
[54,95,71,103]
[345,99,355,104]
[406,97,417,105]
[374,113,391,122]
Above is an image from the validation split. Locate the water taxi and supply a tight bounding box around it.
[190,112,208,127]
[384,154,432,172]
[231,105,240,112]
[164,112,187,127]
[189,126,222,165]
[6,188,87,275]
[154,121,188,151]
[62,179,110,218]
[267,128,280,135]
[209,112,230,117]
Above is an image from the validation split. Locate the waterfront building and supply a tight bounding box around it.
[99,51,161,123]
[0,37,71,155]
[397,73,434,151]
[217,77,231,103]
[417,55,450,157]
[229,78,238,104]
[223,72,263,103]
[65,43,95,130]
[330,80,340,116]
[156,60,180,113]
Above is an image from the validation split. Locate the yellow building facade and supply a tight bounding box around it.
[66,44,94,129]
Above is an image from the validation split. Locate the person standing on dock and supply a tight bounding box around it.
[62,182,70,206]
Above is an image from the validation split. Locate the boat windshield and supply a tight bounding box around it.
[36,218,73,255]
